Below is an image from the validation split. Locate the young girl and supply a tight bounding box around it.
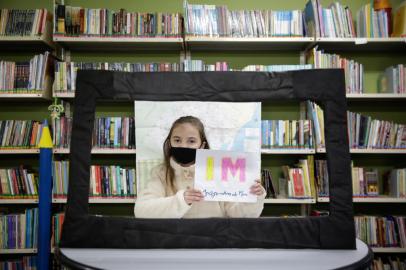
[134,116,266,218]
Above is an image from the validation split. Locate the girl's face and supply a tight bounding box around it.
[170,123,205,149]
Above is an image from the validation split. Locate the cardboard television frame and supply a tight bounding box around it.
[59,69,356,250]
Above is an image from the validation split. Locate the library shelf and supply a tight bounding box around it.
[261,148,315,154]
[315,37,406,52]
[0,149,40,154]
[316,148,406,154]
[371,247,406,253]
[346,93,406,100]
[53,35,183,51]
[0,199,39,204]
[52,198,136,204]
[264,198,316,204]
[53,148,136,154]
[317,197,406,203]
[0,249,37,254]
[185,36,315,51]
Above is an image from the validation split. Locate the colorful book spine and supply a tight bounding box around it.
[261,120,313,149]
[0,167,38,198]
[0,120,43,149]
[0,9,48,36]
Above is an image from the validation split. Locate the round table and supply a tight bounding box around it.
[57,238,373,270]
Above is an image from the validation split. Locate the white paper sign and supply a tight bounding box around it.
[194,149,260,203]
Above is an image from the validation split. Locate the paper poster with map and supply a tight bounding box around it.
[135,101,261,192]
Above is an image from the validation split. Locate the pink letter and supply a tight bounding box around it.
[221,157,246,182]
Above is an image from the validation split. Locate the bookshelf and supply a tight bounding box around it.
[53,36,184,51]
[52,148,136,154]
[0,149,40,154]
[52,198,136,204]
[0,199,39,204]
[315,37,406,52]
[0,249,37,255]
[317,197,406,203]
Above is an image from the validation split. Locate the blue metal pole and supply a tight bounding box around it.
[37,119,53,270]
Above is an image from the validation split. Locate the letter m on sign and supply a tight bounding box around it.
[221,157,246,182]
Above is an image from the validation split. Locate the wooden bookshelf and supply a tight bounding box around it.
[261,148,315,154]
[52,198,136,204]
[316,148,406,154]
[0,248,37,254]
[53,148,136,154]
[185,36,314,51]
[346,93,406,99]
[317,197,406,203]
[0,199,39,204]
[0,92,50,100]
[316,37,406,52]
[371,247,406,253]
[53,35,183,51]
[264,198,316,204]
[0,149,40,154]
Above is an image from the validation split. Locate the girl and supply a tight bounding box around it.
[134,116,266,218]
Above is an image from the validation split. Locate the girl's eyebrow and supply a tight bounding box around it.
[172,136,181,138]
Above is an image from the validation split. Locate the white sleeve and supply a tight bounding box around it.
[134,167,192,218]
[222,186,266,218]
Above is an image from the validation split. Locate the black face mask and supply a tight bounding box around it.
[170,147,197,165]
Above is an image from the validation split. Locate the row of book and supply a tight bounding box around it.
[261,156,316,199]
[379,64,406,94]
[53,161,136,198]
[357,3,390,38]
[183,60,229,72]
[347,111,406,149]
[52,116,136,149]
[307,47,363,94]
[185,2,304,37]
[0,120,43,149]
[372,257,406,270]
[54,61,182,92]
[0,167,38,198]
[0,9,48,36]
[51,213,64,248]
[0,256,37,270]
[0,208,38,249]
[355,216,406,248]
[316,160,381,198]
[55,4,182,37]
[0,52,51,92]
[261,120,314,149]
[305,1,392,37]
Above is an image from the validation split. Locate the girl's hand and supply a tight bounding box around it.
[250,179,265,196]
[184,187,204,205]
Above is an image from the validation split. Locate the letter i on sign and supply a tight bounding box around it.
[206,156,214,181]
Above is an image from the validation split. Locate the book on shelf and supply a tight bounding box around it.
[261,168,276,198]
[0,120,43,150]
[306,101,406,150]
[387,168,406,198]
[372,257,406,270]
[54,3,182,37]
[51,116,135,149]
[54,61,181,93]
[280,156,316,199]
[184,0,305,37]
[183,60,229,72]
[378,64,405,94]
[242,64,312,72]
[0,8,50,37]
[0,256,37,269]
[347,111,406,149]
[53,161,136,198]
[355,215,406,248]
[0,167,38,199]
[318,2,356,38]
[0,51,54,94]
[392,1,406,37]
[0,208,38,249]
[306,47,364,94]
[51,212,64,248]
[261,120,314,149]
[356,3,390,38]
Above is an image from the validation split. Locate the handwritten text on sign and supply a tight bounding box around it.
[194,149,260,203]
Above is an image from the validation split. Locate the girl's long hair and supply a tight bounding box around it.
[163,116,210,195]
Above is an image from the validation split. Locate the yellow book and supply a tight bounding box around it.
[392,1,406,37]
[307,155,316,198]
[298,159,311,197]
